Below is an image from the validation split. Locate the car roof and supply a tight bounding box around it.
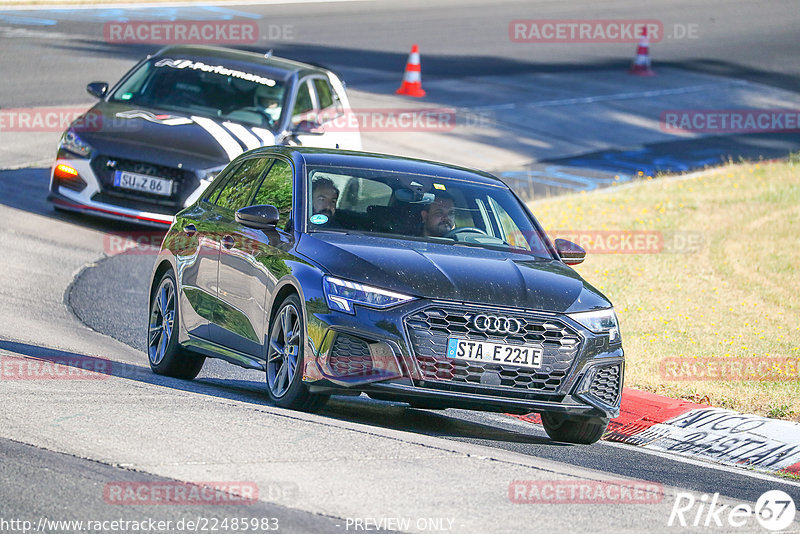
[250,147,508,187]
[152,45,332,82]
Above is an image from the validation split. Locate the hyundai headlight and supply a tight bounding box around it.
[569,308,620,343]
[59,129,93,158]
[323,276,414,314]
[200,166,226,183]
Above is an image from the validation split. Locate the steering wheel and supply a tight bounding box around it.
[252,108,276,128]
[233,107,275,129]
[441,227,488,239]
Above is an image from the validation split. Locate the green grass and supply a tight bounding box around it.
[529,158,800,419]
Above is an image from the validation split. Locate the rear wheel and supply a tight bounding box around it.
[541,412,608,444]
[148,270,205,379]
[266,294,328,412]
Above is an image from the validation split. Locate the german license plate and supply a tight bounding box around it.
[446,338,542,369]
[114,170,172,197]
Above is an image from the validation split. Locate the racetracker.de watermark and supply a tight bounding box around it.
[308,108,459,132]
[660,357,800,381]
[510,19,662,42]
[661,109,800,134]
[0,107,94,133]
[104,482,260,506]
[0,355,110,380]
[103,20,294,44]
[548,230,703,254]
[0,107,147,133]
[509,480,663,504]
[0,354,160,381]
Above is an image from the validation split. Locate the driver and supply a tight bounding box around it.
[254,84,284,123]
[312,177,339,220]
[420,194,455,237]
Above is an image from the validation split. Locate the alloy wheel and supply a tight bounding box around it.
[148,277,175,366]
[267,303,300,398]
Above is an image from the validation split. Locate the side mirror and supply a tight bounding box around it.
[292,119,324,136]
[86,82,109,99]
[236,204,280,230]
[555,238,586,265]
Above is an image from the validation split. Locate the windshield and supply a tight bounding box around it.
[109,58,286,130]
[306,165,551,257]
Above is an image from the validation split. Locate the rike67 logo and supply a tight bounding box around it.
[669,490,796,531]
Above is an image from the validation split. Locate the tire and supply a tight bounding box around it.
[266,294,328,412]
[147,269,205,379]
[541,412,608,445]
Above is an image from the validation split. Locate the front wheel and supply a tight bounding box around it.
[266,294,328,412]
[541,413,608,444]
[148,270,205,379]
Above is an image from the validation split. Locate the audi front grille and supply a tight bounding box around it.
[403,305,582,397]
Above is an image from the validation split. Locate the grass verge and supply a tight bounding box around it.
[530,157,800,419]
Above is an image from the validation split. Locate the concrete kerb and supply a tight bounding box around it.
[512,388,800,477]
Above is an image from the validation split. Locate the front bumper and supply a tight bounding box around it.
[49,189,173,227]
[304,299,623,419]
[47,154,210,227]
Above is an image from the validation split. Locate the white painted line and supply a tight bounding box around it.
[603,440,800,489]
[527,164,736,207]
[471,80,752,112]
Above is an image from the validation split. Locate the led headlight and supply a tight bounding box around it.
[59,129,93,158]
[569,308,620,343]
[323,276,414,315]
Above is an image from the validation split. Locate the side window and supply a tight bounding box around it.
[314,78,344,124]
[313,78,334,110]
[252,160,293,230]
[488,197,531,251]
[215,158,270,212]
[291,81,314,126]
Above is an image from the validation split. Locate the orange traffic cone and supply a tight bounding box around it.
[396,44,426,97]
[629,27,655,76]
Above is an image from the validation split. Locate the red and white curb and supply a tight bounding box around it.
[514,388,800,476]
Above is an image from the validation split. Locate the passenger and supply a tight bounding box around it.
[420,194,455,237]
[311,177,340,222]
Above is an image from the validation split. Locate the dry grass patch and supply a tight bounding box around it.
[530,158,800,419]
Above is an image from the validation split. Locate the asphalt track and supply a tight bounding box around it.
[5,166,799,513]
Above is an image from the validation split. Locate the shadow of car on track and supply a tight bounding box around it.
[0,339,555,446]
[0,167,157,234]
[319,395,557,446]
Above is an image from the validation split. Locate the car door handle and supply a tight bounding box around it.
[183,224,197,237]
[221,235,235,249]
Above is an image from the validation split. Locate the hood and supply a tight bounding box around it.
[297,233,611,314]
[72,101,277,170]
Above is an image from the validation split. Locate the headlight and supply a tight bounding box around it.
[323,276,414,314]
[59,129,93,158]
[569,308,620,343]
[199,166,225,183]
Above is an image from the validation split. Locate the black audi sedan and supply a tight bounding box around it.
[148,147,623,444]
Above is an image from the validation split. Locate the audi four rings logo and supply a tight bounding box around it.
[472,314,523,334]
